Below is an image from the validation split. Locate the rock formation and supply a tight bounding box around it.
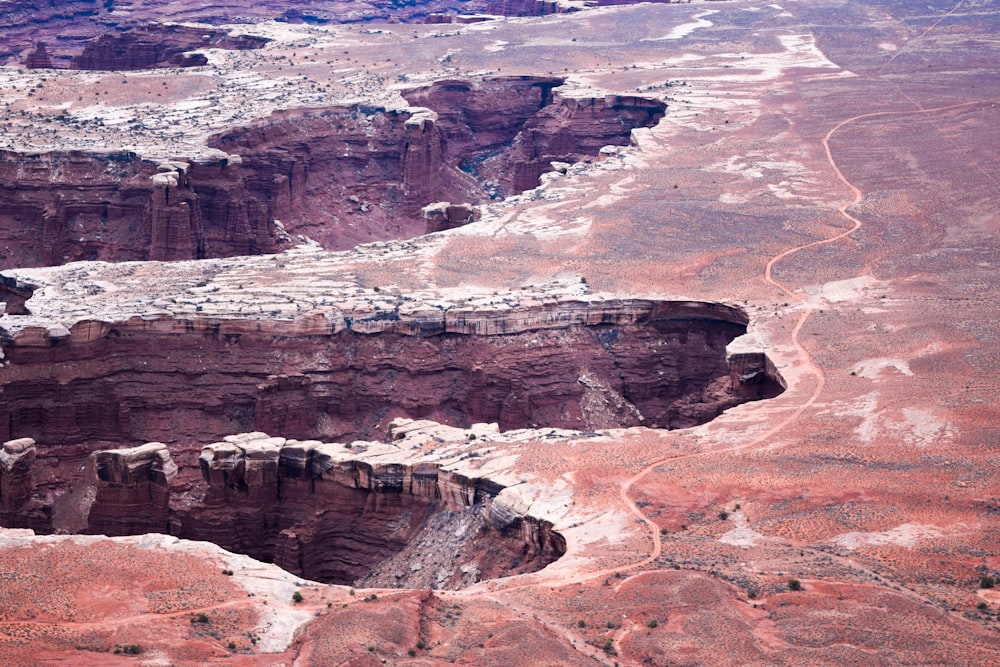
[0,426,567,588]
[402,78,665,196]
[422,201,480,233]
[69,25,268,70]
[487,93,667,194]
[0,438,35,520]
[0,76,663,267]
[0,150,280,268]
[182,426,554,586]
[726,333,787,398]
[0,297,784,475]
[22,42,53,68]
[86,442,177,536]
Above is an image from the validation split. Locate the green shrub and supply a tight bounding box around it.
[292,591,304,603]
[787,579,802,591]
[980,575,995,589]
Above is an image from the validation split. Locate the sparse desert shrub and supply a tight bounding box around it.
[980,575,996,589]
[192,612,209,624]
[647,619,658,629]
[787,579,802,591]
[718,511,729,520]
[577,619,586,628]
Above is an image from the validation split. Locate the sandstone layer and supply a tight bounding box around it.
[3,422,569,589]
[0,150,281,268]
[0,291,783,482]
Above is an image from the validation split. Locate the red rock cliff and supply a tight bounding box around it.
[0,297,782,485]
[0,150,279,268]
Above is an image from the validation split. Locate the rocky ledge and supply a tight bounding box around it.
[0,279,784,470]
[1,421,572,589]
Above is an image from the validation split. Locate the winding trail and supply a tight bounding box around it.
[612,97,999,576]
[461,98,999,607]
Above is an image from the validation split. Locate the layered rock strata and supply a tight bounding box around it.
[86,442,177,536]
[401,78,666,196]
[0,438,35,522]
[0,297,784,476]
[185,425,564,586]
[0,77,664,267]
[0,150,280,268]
[3,425,568,588]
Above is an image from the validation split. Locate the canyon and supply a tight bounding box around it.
[0,274,782,590]
[0,1,998,665]
[0,78,663,268]
[0,422,565,589]
[0,291,782,534]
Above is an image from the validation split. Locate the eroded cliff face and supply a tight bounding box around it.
[401,78,666,197]
[0,425,566,589]
[209,80,665,249]
[86,442,177,536]
[183,427,561,587]
[0,299,782,479]
[0,151,280,268]
[0,77,665,268]
[69,25,268,70]
[205,105,470,250]
[484,94,667,195]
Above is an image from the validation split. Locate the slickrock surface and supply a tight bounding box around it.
[0,0,999,665]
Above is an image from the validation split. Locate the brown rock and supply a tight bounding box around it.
[0,437,35,513]
[22,42,53,69]
[422,201,480,233]
[86,442,177,536]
